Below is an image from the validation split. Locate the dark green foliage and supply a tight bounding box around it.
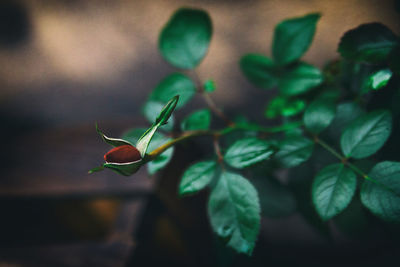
[91,8,400,256]
[361,161,400,222]
[338,23,398,63]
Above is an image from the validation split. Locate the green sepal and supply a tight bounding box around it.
[137,96,179,158]
[122,128,174,175]
[88,165,105,174]
[155,95,179,126]
[104,160,142,176]
[96,123,133,147]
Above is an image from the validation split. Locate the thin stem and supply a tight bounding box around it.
[213,135,224,163]
[146,121,303,160]
[314,137,344,162]
[191,70,235,126]
[313,136,372,180]
[146,129,216,161]
[236,121,304,133]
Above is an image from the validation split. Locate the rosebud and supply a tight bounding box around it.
[104,145,142,164]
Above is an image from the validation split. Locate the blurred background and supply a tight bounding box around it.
[0,0,399,266]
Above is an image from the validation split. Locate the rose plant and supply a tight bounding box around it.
[90,8,400,256]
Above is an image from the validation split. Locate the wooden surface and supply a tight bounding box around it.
[0,122,155,266]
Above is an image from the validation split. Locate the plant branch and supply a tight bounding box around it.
[213,135,224,163]
[191,70,235,126]
[146,121,303,161]
[313,136,371,180]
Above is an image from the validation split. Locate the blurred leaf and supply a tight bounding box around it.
[122,128,174,174]
[204,79,216,93]
[150,73,195,109]
[362,69,392,94]
[303,98,336,134]
[181,109,211,131]
[179,160,217,196]
[208,171,260,255]
[265,96,306,118]
[312,163,357,220]
[275,136,314,168]
[273,13,321,65]
[240,54,278,89]
[224,137,274,169]
[361,161,400,222]
[338,23,398,63]
[327,102,364,140]
[340,110,392,159]
[279,62,324,96]
[159,8,212,69]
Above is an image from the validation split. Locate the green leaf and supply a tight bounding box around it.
[303,98,336,134]
[224,137,274,169]
[275,136,314,168]
[181,109,211,131]
[312,163,357,220]
[273,13,320,65]
[122,128,174,174]
[95,124,133,147]
[208,171,260,255]
[179,160,217,196]
[159,8,212,69]
[340,110,392,159]
[279,62,324,96]
[150,73,195,109]
[240,54,278,89]
[338,23,398,63]
[361,161,400,222]
[362,69,392,94]
[265,96,306,119]
[204,79,216,93]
